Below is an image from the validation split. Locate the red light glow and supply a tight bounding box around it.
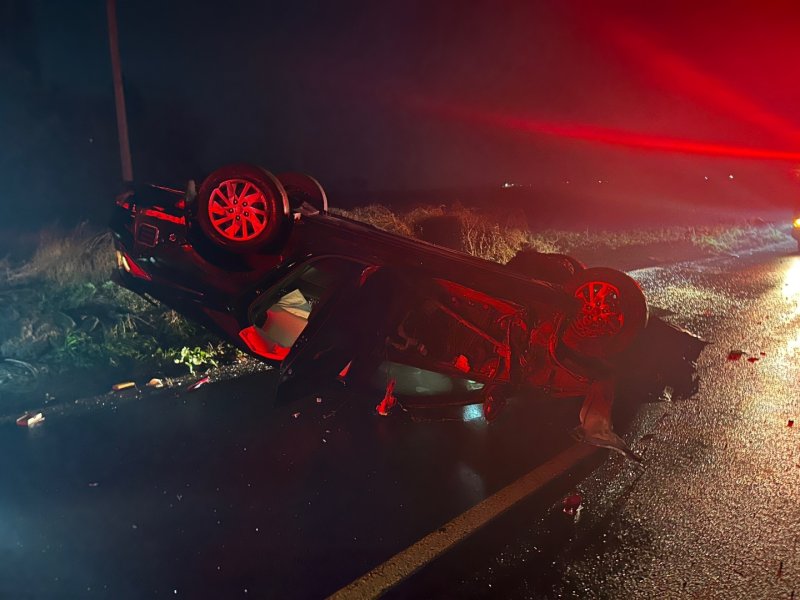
[416,98,800,162]
[607,26,800,145]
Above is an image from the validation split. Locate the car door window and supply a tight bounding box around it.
[247,258,366,358]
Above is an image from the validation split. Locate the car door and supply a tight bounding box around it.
[245,256,371,382]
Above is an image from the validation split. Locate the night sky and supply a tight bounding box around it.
[4,0,800,228]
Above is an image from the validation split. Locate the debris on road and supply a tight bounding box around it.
[660,386,674,402]
[788,420,794,428]
[337,360,352,382]
[147,378,165,388]
[292,412,300,419]
[186,376,210,392]
[376,378,397,416]
[16,411,45,427]
[316,397,323,404]
[727,349,764,363]
[88,482,99,488]
[562,492,583,517]
[112,381,136,391]
[573,379,642,462]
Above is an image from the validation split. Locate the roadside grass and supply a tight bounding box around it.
[0,209,790,393]
[0,227,239,392]
[336,205,789,261]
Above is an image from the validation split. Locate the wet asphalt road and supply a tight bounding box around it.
[2,241,800,599]
[423,241,800,599]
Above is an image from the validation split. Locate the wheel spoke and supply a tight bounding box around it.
[594,285,609,304]
[225,181,237,203]
[211,189,232,208]
[246,213,263,231]
[248,205,267,216]
[214,215,234,226]
[239,181,252,202]
[242,191,263,204]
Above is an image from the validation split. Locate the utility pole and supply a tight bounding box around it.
[106,0,134,183]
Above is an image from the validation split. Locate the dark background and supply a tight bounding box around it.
[3,0,800,232]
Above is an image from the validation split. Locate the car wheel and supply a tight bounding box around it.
[505,249,585,284]
[561,267,648,358]
[196,164,290,253]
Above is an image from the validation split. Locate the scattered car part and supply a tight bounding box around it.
[572,379,641,462]
[16,412,45,427]
[186,376,210,392]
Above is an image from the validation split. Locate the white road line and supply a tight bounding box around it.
[329,443,597,600]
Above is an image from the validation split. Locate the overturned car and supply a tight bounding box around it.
[111,165,705,455]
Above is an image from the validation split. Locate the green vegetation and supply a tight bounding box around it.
[0,227,236,387]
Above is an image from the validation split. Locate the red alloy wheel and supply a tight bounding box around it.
[570,280,624,339]
[561,267,648,358]
[207,179,270,242]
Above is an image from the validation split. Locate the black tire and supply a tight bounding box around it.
[560,267,648,358]
[277,172,328,213]
[196,164,290,253]
[505,249,585,284]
